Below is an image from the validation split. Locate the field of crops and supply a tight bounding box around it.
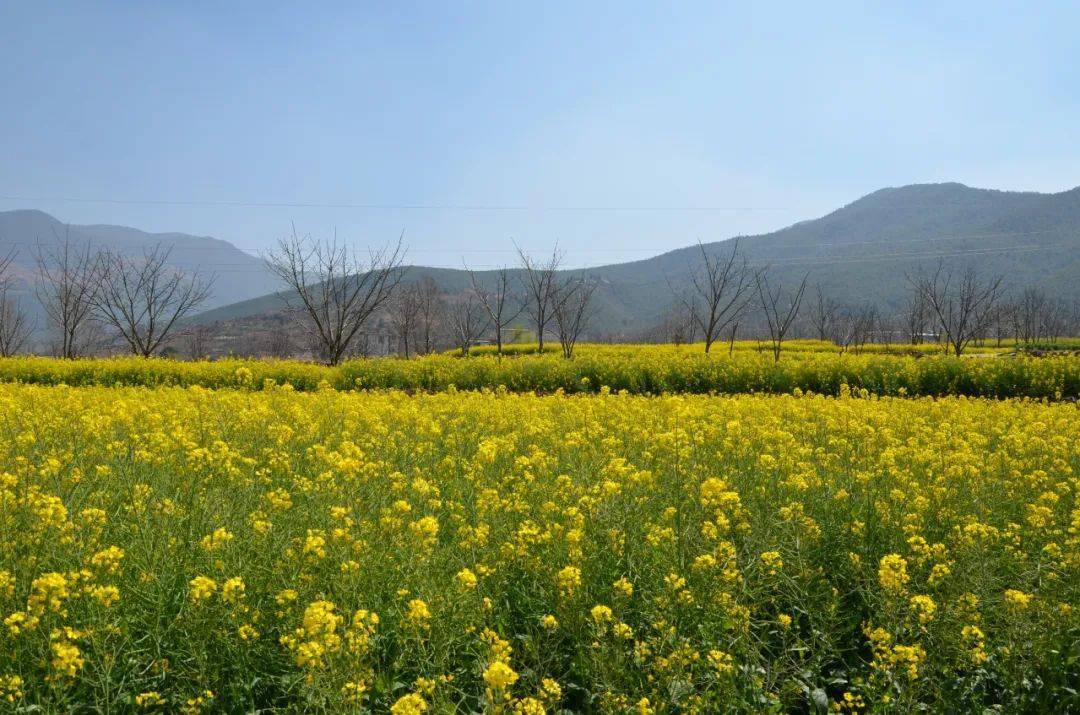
[0,344,1077,399]
[1,378,1077,712]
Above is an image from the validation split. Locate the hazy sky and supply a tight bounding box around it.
[1,2,1077,267]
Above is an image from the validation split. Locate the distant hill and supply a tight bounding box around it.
[192,182,1080,336]
[0,209,281,330]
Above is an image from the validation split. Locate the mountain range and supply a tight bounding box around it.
[0,209,281,332]
[3,182,1078,340]
[191,182,1080,335]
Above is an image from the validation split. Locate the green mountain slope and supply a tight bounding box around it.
[192,182,1080,335]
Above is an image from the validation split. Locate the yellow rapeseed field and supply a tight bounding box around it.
[1,347,1077,398]
[0,382,1078,711]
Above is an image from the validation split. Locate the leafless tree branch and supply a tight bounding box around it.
[756,269,809,362]
[0,250,31,357]
[92,244,215,357]
[447,291,490,356]
[34,228,102,359]
[809,286,839,342]
[674,240,755,353]
[907,261,1003,356]
[264,227,406,365]
[552,275,599,359]
[468,267,524,358]
[516,243,562,353]
[388,282,423,358]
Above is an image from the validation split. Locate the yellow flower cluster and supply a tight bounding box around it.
[281,600,343,669]
[878,554,910,593]
[188,576,217,603]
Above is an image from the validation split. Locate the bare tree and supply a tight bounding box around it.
[389,283,423,357]
[0,251,31,357]
[809,286,840,342]
[414,277,444,354]
[468,267,523,358]
[34,231,102,359]
[552,276,599,359]
[517,244,562,353]
[263,324,293,359]
[1012,286,1062,347]
[907,261,1004,356]
[0,294,30,357]
[0,250,13,291]
[265,228,405,365]
[677,240,755,354]
[1041,297,1071,343]
[834,302,879,352]
[655,301,696,345]
[903,290,931,345]
[1064,301,1080,340]
[727,320,740,356]
[987,299,1013,348]
[832,306,857,352]
[91,245,214,357]
[447,292,490,356]
[756,269,809,362]
[181,324,214,360]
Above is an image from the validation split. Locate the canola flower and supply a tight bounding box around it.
[878,554,910,594]
[483,661,519,690]
[134,691,164,708]
[390,692,428,714]
[0,675,24,703]
[0,380,1076,710]
[1003,588,1033,611]
[50,638,84,679]
[456,568,478,590]
[405,599,431,629]
[188,576,217,603]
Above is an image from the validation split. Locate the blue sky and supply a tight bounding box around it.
[1,2,1077,267]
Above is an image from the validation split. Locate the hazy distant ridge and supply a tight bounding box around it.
[192,182,1080,334]
[5,181,1079,337]
[0,209,281,312]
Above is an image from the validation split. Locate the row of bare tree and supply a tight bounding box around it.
[659,240,1076,358]
[4,228,1073,363]
[0,238,214,358]
[812,269,1077,354]
[503,246,599,358]
[387,252,598,360]
[0,228,602,364]
[666,241,809,361]
[264,233,601,364]
[808,290,882,350]
[996,287,1077,347]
